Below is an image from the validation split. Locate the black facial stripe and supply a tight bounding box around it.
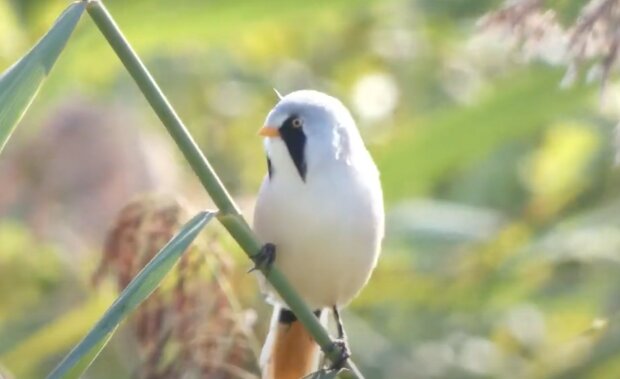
[278,309,323,324]
[267,156,273,179]
[279,115,307,181]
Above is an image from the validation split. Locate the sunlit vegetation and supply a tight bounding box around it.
[2,0,620,378]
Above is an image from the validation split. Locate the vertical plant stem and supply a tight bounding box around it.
[86,1,364,377]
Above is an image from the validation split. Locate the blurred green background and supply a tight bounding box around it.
[3,0,620,378]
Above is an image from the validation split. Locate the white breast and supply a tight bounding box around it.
[253,139,384,310]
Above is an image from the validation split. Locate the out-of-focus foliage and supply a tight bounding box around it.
[91,195,258,378]
[0,223,61,322]
[481,0,620,93]
[48,208,215,379]
[0,222,113,378]
[2,0,620,378]
[0,2,83,154]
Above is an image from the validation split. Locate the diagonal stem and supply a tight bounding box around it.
[85,1,364,378]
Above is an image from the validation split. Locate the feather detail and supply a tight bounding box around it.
[261,307,325,379]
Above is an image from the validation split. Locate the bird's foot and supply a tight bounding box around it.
[248,243,276,274]
[328,338,351,371]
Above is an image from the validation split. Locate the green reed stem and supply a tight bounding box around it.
[86,1,363,377]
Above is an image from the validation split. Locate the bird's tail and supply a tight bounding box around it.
[260,306,326,379]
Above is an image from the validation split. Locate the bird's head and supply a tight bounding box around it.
[259,90,362,181]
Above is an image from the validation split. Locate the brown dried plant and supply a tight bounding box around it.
[93,194,260,379]
[481,0,620,93]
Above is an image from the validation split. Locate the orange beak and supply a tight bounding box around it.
[258,126,280,138]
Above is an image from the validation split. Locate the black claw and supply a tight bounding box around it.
[333,306,347,340]
[328,306,350,370]
[328,339,351,371]
[248,243,276,274]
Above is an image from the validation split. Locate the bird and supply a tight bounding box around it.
[252,89,384,379]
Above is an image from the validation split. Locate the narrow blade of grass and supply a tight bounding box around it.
[46,210,215,379]
[0,1,85,154]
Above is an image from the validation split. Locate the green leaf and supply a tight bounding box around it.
[46,210,215,379]
[0,1,85,154]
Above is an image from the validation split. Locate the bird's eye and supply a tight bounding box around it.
[291,117,303,128]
